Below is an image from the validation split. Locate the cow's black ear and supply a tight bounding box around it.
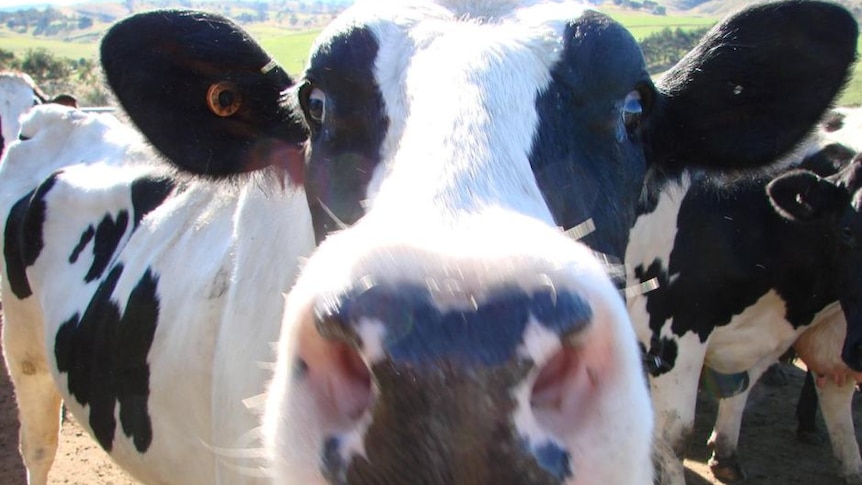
[767,169,845,222]
[101,9,306,180]
[648,1,857,173]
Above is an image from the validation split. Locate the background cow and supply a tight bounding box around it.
[2,1,858,484]
[0,72,76,156]
[699,110,862,484]
[627,99,862,483]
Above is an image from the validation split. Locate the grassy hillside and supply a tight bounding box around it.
[2,2,861,106]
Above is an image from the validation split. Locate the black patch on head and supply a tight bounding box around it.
[0,115,4,155]
[531,441,572,481]
[130,176,175,228]
[318,284,586,483]
[319,284,591,368]
[302,26,387,244]
[4,189,37,299]
[55,264,159,453]
[529,11,651,258]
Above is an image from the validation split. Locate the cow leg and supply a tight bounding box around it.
[707,384,756,482]
[816,376,862,484]
[2,307,62,485]
[650,335,707,485]
[707,357,787,483]
[796,370,822,444]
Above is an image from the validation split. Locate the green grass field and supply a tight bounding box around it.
[3,8,861,106]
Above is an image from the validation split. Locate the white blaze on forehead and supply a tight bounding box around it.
[333,1,591,225]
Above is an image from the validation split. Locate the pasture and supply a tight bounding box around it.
[2,7,862,104]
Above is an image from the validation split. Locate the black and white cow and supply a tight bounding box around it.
[627,103,862,482]
[2,1,857,484]
[701,109,862,484]
[0,71,76,157]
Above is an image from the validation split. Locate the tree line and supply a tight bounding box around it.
[0,48,111,106]
[0,26,711,107]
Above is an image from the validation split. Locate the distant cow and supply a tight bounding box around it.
[703,110,862,484]
[627,104,862,482]
[0,71,76,156]
[2,1,856,485]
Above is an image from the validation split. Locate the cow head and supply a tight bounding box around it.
[768,156,862,372]
[100,1,857,483]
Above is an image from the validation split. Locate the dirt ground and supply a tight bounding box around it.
[0,338,859,484]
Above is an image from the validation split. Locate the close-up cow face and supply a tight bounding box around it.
[297,2,652,256]
[267,3,655,484]
[31,1,849,484]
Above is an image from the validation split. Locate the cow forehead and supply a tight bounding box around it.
[306,1,611,225]
[316,0,588,46]
[311,0,591,88]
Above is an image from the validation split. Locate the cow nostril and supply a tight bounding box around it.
[328,341,373,421]
[531,345,582,412]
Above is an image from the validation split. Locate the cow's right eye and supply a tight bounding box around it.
[308,88,326,124]
[18,135,30,141]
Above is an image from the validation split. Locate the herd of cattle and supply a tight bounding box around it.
[0,1,861,484]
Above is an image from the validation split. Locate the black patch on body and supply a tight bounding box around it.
[318,284,587,484]
[55,264,159,453]
[634,149,853,373]
[69,226,95,264]
[4,189,37,299]
[4,170,174,298]
[130,176,175,228]
[303,26,387,244]
[85,211,129,283]
[21,173,58,268]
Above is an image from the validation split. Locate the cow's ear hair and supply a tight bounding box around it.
[101,9,306,181]
[647,1,858,173]
[767,169,845,222]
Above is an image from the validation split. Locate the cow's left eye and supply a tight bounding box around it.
[308,88,326,124]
